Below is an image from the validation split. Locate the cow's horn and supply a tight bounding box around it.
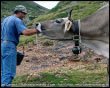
[68,8,73,21]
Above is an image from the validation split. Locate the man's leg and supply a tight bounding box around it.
[1,47,17,87]
[1,42,4,87]
[1,55,4,87]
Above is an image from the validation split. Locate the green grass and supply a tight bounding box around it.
[1,1,49,21]
[18,34,44,47]
[32,1,103,24]
[27,1,103,28]
[12,70,107,87]
[18,35,35,47]
[43,40,54,46]
[25,59,30,62]
[47,1,72,14]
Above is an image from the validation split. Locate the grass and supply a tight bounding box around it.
[18,35,36,47]
[43,40,54,46]
[12,70,107,87]
[32,1,103,23]
[18,34,44,47]
[25,59,30,62]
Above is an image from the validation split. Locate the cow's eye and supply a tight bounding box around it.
[55,20,61,23]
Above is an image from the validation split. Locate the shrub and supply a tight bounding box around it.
[43,40,54,46]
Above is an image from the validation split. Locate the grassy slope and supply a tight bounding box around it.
[32,1,103,22]
[1,1,49,18]
[12,68,107,87]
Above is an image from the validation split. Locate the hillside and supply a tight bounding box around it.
[28,1,107,27]
[15,38,107,87]
[1,1,49,22]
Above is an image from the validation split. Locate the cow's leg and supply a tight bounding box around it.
[106,58,109,87]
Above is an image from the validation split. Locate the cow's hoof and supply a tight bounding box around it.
[68,57,81,61]
[105,84,109,87]
[69,58,81,61]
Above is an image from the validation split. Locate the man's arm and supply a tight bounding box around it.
[22,29,39,36]
[22,23,42,36]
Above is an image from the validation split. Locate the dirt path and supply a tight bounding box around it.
[16,39,107,76]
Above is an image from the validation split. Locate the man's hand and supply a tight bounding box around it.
[36,23,42,33]
[22,23,42,36]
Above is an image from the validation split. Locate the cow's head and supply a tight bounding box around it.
[35,9,75,40]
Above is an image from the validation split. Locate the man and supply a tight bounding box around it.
[1,5,41,87]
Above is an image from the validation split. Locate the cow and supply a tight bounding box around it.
[35,4,109,86]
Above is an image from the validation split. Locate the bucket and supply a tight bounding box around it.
[17,52,24,65]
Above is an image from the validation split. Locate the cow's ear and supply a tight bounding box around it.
[64,20,72,33]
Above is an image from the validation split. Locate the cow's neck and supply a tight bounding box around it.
[76,7,109,58]
[80,19,108,42]
[79,5,109,43]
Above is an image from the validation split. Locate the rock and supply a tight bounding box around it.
[94,58,101,63]
[41,63,49,68]
[28,73,41,79]
[43,56,49,60]
[24,54,28,57]
[27,48,33,52]
[59,57,66,61]
[32,66,39,70]
[99,59,108,64]
[51,61,58,65]
[31,56,38,60]
[64,78,68,81]
[55,73,62,77]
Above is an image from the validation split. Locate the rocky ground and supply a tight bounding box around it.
[16,39,107,77]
